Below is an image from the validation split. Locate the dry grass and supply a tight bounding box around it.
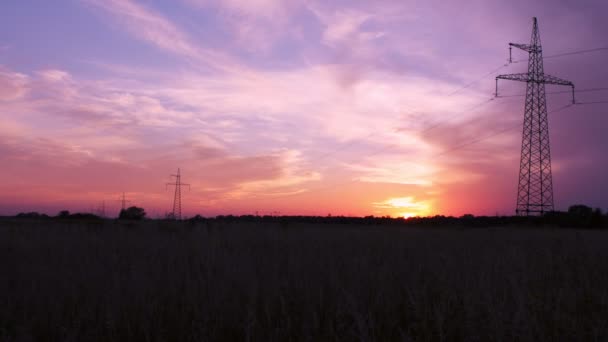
[1,219,608,341]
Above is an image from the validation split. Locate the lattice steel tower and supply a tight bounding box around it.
[166,168,190,220]
[496,17,575,216]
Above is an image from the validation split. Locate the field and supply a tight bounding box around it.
[2,218,608,341]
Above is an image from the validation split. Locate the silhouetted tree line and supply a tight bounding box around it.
[14,211,100,220]
[10,204,608,229]
[12,206,146,221]
[208,204,608,229]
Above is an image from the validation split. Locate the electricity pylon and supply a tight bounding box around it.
[496,17,575,216]
[166,168,190,220]
[117,192,131,211]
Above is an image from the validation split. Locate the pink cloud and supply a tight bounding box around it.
[0,68,28,101]
[0,132,297,216]
[186,0,300,19]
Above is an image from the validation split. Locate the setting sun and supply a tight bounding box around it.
[374,197,432,218]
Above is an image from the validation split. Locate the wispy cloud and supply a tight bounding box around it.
[187,0,299,19]
[183,0,306,54]
[0,67,29,101]
[83,0,245,73]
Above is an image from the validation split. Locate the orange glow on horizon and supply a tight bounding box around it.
[374,196,432,218]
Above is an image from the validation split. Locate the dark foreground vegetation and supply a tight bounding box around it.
[2,216,608,341]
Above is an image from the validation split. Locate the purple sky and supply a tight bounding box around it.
[0,0,607,217]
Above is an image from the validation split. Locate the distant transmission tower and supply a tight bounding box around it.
[117,192,131,211]
[166,168,190,220]
[99,201,106,218]
[496,17,575,216]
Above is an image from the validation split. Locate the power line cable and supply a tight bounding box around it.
[251,45,608,202]
[497,86,608,98]
[544,47,608,60]
[511,46,608,63]
[304,63,514,166]
[446,64,510,96]
[251,103,576,202]
[301,46,606,166]
[575,101,608,105]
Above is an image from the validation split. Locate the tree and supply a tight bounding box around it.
[566,205,605,228]
[58,210,70,218]
[591,208,604,228]
[568,204,593,217]
[119,206,146,220]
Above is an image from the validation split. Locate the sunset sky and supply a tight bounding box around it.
[1,0,608,218]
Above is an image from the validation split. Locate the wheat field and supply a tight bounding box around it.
[2,219,607,341]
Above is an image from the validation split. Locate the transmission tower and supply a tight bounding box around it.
[495,17,575,216]
[99,201,106,218]
[166,168,190,220]
[117,192,131,211]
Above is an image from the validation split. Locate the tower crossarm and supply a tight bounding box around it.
[496,73,530,83]
[495,73,575,103]
[542,74,573,87]
[166,182,191,189]
[509,43,536,53]
[495,73,530,96]
[543,74,576,103]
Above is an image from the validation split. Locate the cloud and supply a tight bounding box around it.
[0,68,29,101]
[313,8,373,47]
[183,0,306,54]
[0,131,301,215]
[233,149,322,198]
[187,0,299,19]
[83,0,245,73]
[38,69,71,83]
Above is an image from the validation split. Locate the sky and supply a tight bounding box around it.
[1,0,607,218]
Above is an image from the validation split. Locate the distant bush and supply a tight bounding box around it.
[119,206,146,220]
[67,213,102,220]
[188,215,206,222]
[58,210,70,218]
[15,212,49,219]
[542,205,606,229]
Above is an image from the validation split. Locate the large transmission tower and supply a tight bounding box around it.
[496,17,575,216]
[166,168,190,220]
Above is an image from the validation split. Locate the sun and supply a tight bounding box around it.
[374,197,432,218]
[399,212,418,219]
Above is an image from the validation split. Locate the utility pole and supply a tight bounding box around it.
[166,168,190,220]
[495,17,575,216]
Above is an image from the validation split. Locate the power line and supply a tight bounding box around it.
[497,86,608,98]
[446,64,510,97]
[545,46,608,60]
[249,103,576,202]
[311,96,499,166]
[303,63,516,167]
[576,100,608,105]
[418,97,498,134]
[248,44,608,204]
[511,46,608,63]
[436,103,574,157]
[248,95,520,201]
